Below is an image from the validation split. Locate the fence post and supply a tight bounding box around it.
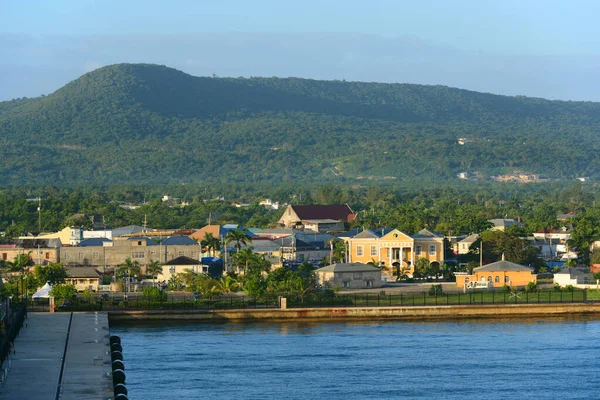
[389,294,392,307]
[584,289,587,302]
[435,292,437,306]
[378,294,380,307]
[572,290,574,303]
[366,293,368,307]
[458,292,460,305]
[526,291,528,304]
[423,292,426,306]
[549,290,551,303]
[492,290,494,305]
[538,291,540,304]
[560,291,563,303]
[412,293,415,306]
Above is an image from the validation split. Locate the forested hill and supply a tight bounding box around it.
[1,63,600,185]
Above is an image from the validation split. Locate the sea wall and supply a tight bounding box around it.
[108,303,600,322]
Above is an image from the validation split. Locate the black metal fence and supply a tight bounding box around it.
[28,289,594,312]
[0,300,26,369]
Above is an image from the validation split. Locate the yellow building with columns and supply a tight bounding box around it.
[347,228,445,278]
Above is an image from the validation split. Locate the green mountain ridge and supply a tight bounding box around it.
[1,63,599,185]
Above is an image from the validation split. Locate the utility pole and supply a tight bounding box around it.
[37,197,42,232]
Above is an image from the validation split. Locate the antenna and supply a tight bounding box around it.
[143,214,147,232]
[37,197,41,232]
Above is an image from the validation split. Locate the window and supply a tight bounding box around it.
[429,245,436,256]
[366,280,373,287]
[343,282,349,288]
[505,276,510,283]
[78,253,83,260]
[370,245,377,256]
[465,277,470,283]
[191,251,197,258]
[179,251,185,256]
[416,245,422,256]
[169,266,176,274]
[92,252,99,260]
[64,253,70,260]
[357,246,364,256]
[495,276,500,283]
[132,252,145,259]
[45,252,50,259]
[488,276,492,282]
[137,241,142,246]
[2,253,6,261]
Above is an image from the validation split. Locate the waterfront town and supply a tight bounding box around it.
[0,202,597,300]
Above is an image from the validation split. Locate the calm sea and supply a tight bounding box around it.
[111,317,600,400]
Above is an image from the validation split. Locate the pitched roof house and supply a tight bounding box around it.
[279,205,356,228]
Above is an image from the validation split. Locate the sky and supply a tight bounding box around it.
[2,0,600,101]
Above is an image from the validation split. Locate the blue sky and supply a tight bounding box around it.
[1,0,600,101]
[2,0,598,55]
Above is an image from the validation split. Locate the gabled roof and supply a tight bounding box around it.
[161,236,197,246]
[127,237,158,246]
[412,229,444,239]
[78,238,113,247]
[459,234,479,243]
[316,262,381,273]
[289,205,355,222]
[473,260,533,272]
[353,230,380,239]
[65,267,101,278]
[163,256,201,266]
[336,228,363,238]
[112,225,149,236]
[555,267,588,276]
[488,219,522,228]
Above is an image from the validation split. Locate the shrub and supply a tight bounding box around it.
[379,290,386,296]
[526,282,538,292]
[565,285,575,292]
[143,286,167,301]
[501,284,511,293]
[428,284,443,296]
[553,283,562,292]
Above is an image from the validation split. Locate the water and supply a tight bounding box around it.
[111,317,600,399]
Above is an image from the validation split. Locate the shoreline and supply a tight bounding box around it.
[107,302,600,323]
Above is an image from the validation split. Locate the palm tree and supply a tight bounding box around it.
[225,227,252,253]
[201,233,221,256]
[8,252,34,299]
[212,275,240,294]
[231,247,259,273]
[117,257,142,293]
[147,260,163,288]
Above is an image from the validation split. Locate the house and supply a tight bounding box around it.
[488,219,522,231]
[455,257,536,288]
[278,204,356,228]
[270,236,330,264]
[65,267,102,292]
[1,239,62,265]
[457,234,479,255]
[346,228,444,278]
[554,268,594,287]
[532,228,571,243]
[301,219,345,233]
[158,256,204,282]
[315,262,382,289]
[30,226,83,246]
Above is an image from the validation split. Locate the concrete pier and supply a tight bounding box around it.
[0,312,113,400]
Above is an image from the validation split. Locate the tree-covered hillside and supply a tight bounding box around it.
[1,63,599,185]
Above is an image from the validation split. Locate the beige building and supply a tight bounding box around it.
[0,239,62,265]
[32,226,83,246]
[65,266,102,292]
[158,256,205,282]
[316,262,382,289]
[60,236,201,273]
[347,228,445,278]
[279,205,356,229]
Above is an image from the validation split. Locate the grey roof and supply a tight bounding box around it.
[13,238,62,248]
[112,225,149,236]
[352,228,395,239]
[459,234,480,243]
[65,267,101,278]
[336,228,363,238]
[316,262,381,273]
[271,236,316,250]
[488,219,522,228]
[473,260,534,272]
[556,268,588,276]
[127,237,159,246]
[163,256,202,266]
[78,238,113,247]
[412,229,444,239]
[161,236,197,246]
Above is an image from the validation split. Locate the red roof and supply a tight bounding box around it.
[535,228,558,234]
[291,205,355,222]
